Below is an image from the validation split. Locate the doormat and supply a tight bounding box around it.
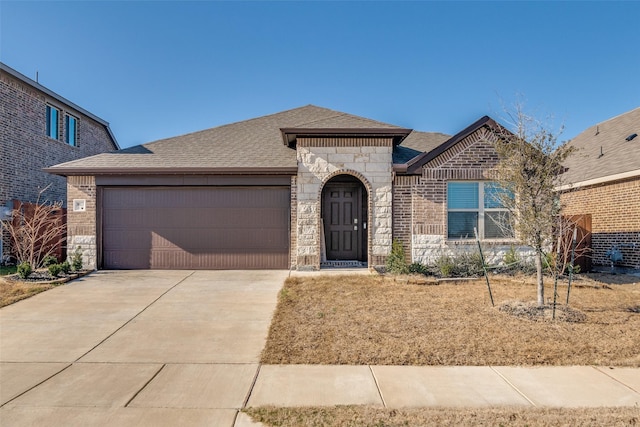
[321,261,368,268]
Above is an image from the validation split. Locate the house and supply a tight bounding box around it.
[0,62,119,263]
[560,107,640,270]
[46,105,521,270]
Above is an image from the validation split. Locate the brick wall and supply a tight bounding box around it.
[561,177,640,269]
[393,127,531,265]
[0,70,116,261]
[66,176,97,269]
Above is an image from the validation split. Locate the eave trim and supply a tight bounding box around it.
[44,166,299,177]
[280,127,412,146]
[557,169,640,191]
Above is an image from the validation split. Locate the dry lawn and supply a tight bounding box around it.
[245,406,640,427]
[261,274,640,366]
[0,277,57,308]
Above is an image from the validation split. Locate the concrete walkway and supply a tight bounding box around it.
[1,270,639,427]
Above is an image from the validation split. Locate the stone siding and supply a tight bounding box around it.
[412,234,534,266]
[296,137,393,270]
[290,175,298,269]
[561,177,640,269]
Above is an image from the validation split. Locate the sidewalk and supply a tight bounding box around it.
[247,364,640,408]
[236,364,640,425]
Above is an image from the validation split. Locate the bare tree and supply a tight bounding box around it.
[492,105,575,306]
[0,186,66,268]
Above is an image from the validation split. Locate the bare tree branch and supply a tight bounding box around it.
[0,186,66,268]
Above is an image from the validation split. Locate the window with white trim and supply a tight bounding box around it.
[447,181,513,239]
[65,114,78,146]
[46,105,60,140]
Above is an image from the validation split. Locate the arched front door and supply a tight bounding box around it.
[321,175,368,262]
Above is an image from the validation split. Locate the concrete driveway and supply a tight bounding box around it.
[0,270,288,427]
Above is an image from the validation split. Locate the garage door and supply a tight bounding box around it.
[102,187,290,269]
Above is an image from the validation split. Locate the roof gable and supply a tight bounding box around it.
[396,116,502,174]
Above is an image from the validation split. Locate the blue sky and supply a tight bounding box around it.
[1,1,638,148]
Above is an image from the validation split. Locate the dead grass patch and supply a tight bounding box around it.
[261,274,640,366]
[0,277,57,307]
[245,405,640,427]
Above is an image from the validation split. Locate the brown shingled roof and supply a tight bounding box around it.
[562,107,640,186]
[392,131,451,164]
[46,105,447,176]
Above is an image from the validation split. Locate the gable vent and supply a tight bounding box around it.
[625,133,637,141]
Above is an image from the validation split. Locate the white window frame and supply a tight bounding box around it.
[447,181,514,240]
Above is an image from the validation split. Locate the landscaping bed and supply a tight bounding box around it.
[261,273,640,366]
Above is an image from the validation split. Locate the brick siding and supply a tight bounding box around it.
[561,177,640,269]
[393,127,526,264]
[66,176,97,269]
[1,70,116,261]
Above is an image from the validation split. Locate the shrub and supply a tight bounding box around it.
[71,247,83,272]
[432,251,484,278]
[503,246,520,267]
[454,251,484,277]
[42,255,58,267]
[433,254,455,277]
[48,263,63,277]
[408,262,430,275]
[60,260,71,274]
[386,239,409,274]
[17,262,32,279]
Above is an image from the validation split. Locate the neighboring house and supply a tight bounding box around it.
[47,105,522,270]
[0,62,119,262]
[560,107,640,270]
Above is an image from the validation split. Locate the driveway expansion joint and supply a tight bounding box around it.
[124,364,166,408]
[0,363,72,408]
[242,363,262,409]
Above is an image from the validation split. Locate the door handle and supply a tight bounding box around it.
[354,225,358,231]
